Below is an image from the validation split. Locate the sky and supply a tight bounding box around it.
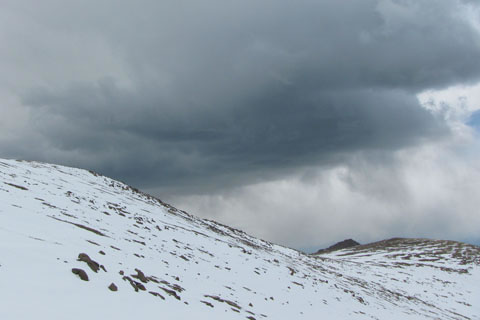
[1,0,480,250]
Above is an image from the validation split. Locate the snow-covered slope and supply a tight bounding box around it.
[0,159,478,320]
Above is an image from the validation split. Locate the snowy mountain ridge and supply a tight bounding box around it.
[0,159,478,319]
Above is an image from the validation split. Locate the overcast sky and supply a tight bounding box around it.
[1,0,480,250]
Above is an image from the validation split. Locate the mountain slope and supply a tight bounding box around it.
[0,159,478,319]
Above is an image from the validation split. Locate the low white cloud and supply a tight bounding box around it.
[169,138,480,250]
[418,83,480,120]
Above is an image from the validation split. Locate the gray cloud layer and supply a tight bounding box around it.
[1,0,480,247]
[5,0,479,190]
[22,83,446,192]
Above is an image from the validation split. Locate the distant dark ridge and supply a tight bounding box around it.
[314,239,360,255]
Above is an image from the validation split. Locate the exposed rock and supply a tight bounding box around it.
[72,268,89,281]
[160,287,181,300]
[131,268,148,283]
[314,239,360,255]
[123,276,146,292]
[77,253,100,272]
[148,291,165,299]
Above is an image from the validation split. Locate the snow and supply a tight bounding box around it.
[0,159,478,319]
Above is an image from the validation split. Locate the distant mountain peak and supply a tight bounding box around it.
[314,238,360,255]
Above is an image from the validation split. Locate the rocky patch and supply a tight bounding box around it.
[72,268,89,281]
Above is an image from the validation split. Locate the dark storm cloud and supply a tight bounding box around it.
[5,0,480,192]
[22,81,446,192]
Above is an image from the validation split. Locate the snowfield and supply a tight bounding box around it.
[0,159,478,319]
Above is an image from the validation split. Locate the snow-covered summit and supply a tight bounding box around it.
[0,159,478,319]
